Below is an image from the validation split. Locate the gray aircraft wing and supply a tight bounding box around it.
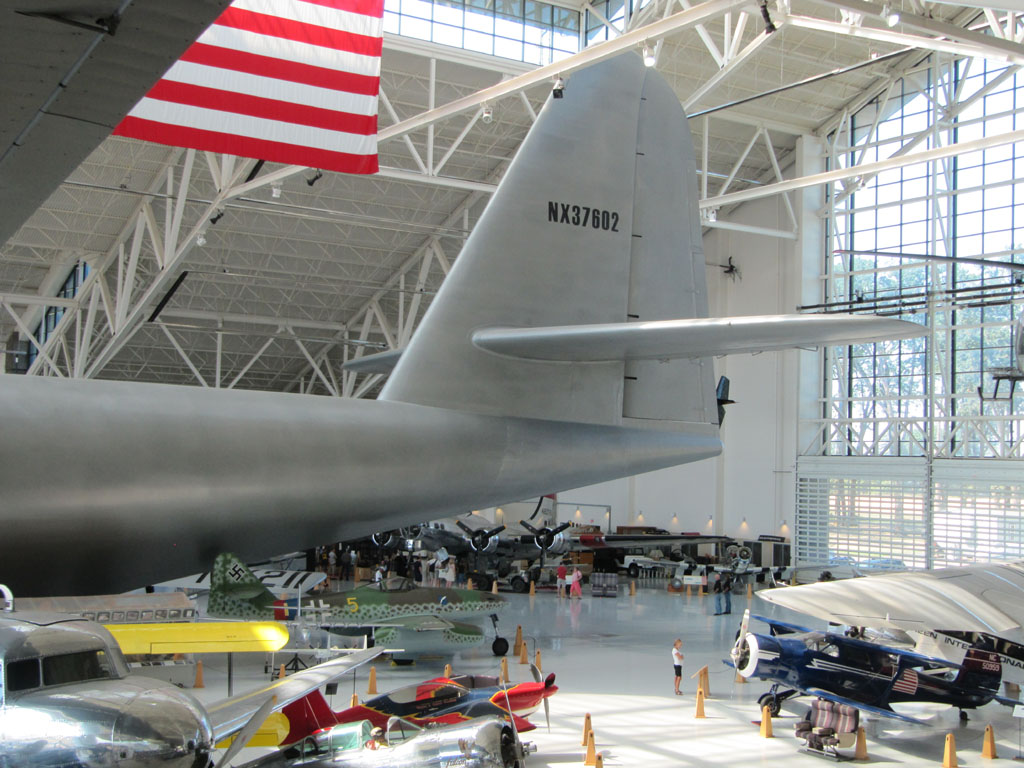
[206,647,382,743]
[758,561,1024,637]
[0,0,232,246]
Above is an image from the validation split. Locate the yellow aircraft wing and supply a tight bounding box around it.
[106,621,289,654]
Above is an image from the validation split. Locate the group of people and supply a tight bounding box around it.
[555,562,584,598]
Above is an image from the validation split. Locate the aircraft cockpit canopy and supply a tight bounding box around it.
[369,577,416,593]
[0,612,130,702]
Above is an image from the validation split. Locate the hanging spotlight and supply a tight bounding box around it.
[209,209,224,225]
[881,2,900,26]
[642,43,656,67]
[306,168,323,186]
[552,76,565,99]
[271,184,282,199]
[481,105,493,124]
[196,231,207,247]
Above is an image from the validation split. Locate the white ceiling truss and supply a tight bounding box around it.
[3,0,1024,393]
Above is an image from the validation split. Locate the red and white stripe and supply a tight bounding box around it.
[892,669,918,695]
[115,0,383,174]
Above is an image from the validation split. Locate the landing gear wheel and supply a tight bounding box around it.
[499,726,519,768]
[492,637,510,656]
[510,576,527,593]
[391,657,415,666]
[628,563,640,578]
[757,693,782,717]
[959,710,968,722]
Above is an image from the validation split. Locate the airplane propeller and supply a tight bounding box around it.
[520,520,572,572]
[456,520,506,552]
[214,694,278,768]
[730,609,751,671]
[528,663,554,731]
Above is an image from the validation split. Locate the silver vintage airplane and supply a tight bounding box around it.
[0,584,381,768]
[0,54,922,597]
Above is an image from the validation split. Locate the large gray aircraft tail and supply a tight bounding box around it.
[380,54,716,428]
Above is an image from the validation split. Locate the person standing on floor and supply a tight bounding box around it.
[569,567,583,598]
[672,638,684,695]
[556,561,568,598]
[721,573,733,614]
[712,572,724,615]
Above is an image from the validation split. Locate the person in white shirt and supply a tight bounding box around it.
[672,638,685,695]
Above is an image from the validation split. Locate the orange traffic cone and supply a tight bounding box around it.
[943,732,958,768]
[695,688,706,718]
[350,692,359,707]
[278,664,286,680]
[529,580,536,596]
[691,666,710,698]
[982,724,997,760]
[467,578,474,590]
[759,705,773,738]
[535,650,542,672]
[854,727,868,761]
[594,754,603,768]
[367,665,378,695]
[581,713,591,746]
[519,640,528,665]
[513,625,523,654]
[584,730,596,766]
[444,663,453,678]
[193,660,205,689]
[491,580,499,594]
[501,657,510,683]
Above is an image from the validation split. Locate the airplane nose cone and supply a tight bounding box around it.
[113,686,213,767]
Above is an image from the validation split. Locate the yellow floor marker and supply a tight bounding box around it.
[982,724,997,760]
[759,705,773,738]
[367,665,378,695]
[695,688,706,718]
[943,732,958,768]
[584,730,596,766]
[581,713,592,746]
[690,665,710,698]
[854,727,869,761]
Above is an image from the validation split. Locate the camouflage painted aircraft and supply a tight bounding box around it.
[207,553,510,658]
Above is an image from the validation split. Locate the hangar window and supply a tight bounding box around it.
[384,0,579,64]
[26,260,90,369]
[797,55,1024,569]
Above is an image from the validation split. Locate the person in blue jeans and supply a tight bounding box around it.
[713,573,725,615]
[721,574,733,614]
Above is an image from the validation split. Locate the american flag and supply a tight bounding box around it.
[892,669,918,695]
[114,0,383,174]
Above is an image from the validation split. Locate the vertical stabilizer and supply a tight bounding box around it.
[381,54,717,428]
[208,552,278,618]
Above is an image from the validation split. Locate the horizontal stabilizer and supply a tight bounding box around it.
[342,348,402,374]
[473,314,922,362]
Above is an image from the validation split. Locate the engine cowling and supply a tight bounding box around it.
[545,533,569,555]
[733,633,783,681]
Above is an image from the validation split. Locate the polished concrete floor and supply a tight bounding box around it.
[192,580,1024,767]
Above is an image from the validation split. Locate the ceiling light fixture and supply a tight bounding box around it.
[271,184,282,199]
[196,231,207,247]
[881,2,900,26]
[481,105,493,124]
[306,168,323,186]
[642,44,656,67]
[759,0,776,33]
